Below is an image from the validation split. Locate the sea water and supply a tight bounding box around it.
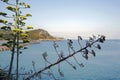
[0,40,120,80]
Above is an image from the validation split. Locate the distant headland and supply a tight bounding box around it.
[0,28,64,41]
[0,28,64,51]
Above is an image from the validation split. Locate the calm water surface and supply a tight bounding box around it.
[0,40,120,80]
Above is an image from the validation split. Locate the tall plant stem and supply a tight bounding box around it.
[8,35,17,80]
[16,0,19,80]
[16,32,20,80]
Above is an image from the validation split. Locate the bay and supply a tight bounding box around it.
[0,40,120,80]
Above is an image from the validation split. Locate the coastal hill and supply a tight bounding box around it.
[0,29,63,41]
[0,29,64,51]
[27,29,59,40]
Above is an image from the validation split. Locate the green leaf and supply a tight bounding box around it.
[7,40,13,43]
[27,26,33,29]
[25,13,32,17]
[1,26,7,29]
[8,22,13,26]
[19,2,30,8]
[19,2,26,6]
[26,4,30,8]
[2,43,10,48]
[0,33,3,38]
[19,16,27,20]
[21,33,28,38]
[1,0,9,3]
[19,21,25,26]
[18,46,23,49]
[0,19,8,24]
[23,39,29,43]
[1,26,11,30]
[0,12,7,16]
[13,28,23,33]
[6,6,16,12]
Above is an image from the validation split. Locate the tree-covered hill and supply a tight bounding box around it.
[0,29,63,41]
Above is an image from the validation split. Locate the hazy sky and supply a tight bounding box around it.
[1,0,120,39]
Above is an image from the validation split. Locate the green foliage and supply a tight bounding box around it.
[19,16,27,20]
[1,26,11,30]
[18,20,25,26]
[0,12,7,16]
[0,0,32,80]
[27,26,33,29]
[2,43,11,47]
[0,29,56,40]
[21,33,28,38]
[25,13,32,17]
[0,0,106,80]
[6,6,16,12]
[0,30,14,40]
[27,29,55,40]
[0,19,8,24]
[19,2,30,8]
[23,39,29,43]
[1,0,9,3]
[0,33,3,38]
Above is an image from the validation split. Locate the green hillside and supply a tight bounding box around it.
[0,30,13,40]
[0,29,63,40]
[26,29,55,40]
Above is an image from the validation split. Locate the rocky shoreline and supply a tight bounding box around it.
[0,38,64,52]
[0,46,10,51]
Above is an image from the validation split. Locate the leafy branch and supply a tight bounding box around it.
[0,0,33,80]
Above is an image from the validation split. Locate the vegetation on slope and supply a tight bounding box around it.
[0,29,63,41]
[0,30,13,40]
[26,29,55,40]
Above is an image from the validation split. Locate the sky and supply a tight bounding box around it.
[0,0,120,39]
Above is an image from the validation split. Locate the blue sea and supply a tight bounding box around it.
[0,40,120,80]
